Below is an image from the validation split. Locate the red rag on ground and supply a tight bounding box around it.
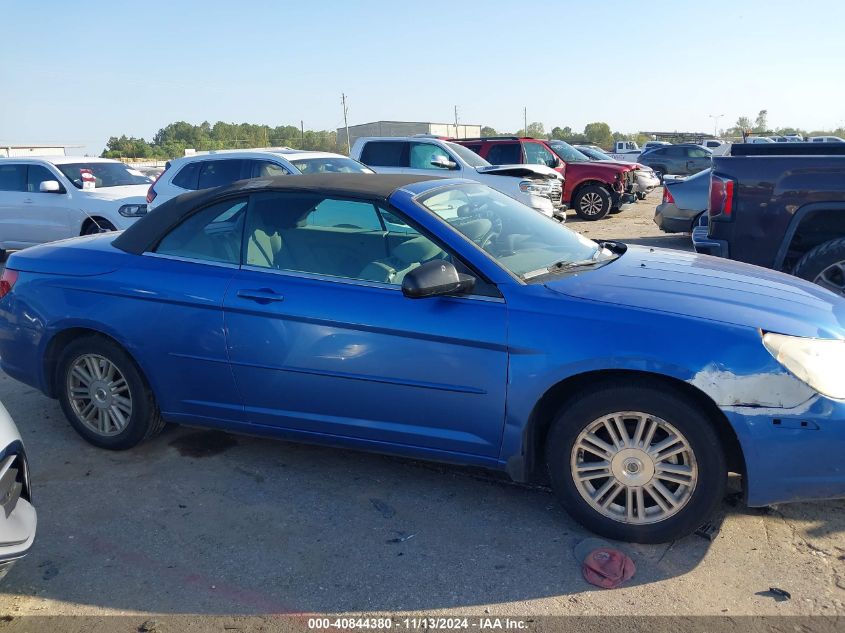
[582,547,636,589]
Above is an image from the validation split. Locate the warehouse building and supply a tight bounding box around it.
[1,144,79,157]
[338,121,482,151]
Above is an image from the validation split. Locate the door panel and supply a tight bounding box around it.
[223,270,508,456]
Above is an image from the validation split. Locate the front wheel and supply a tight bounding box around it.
[792,237,845,298]
[56,336,164,449]
[573,185,612,221]
[545,384,726,543]
[82,219,117,235]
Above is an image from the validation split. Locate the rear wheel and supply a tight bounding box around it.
[793,237,845,298]
[545,383,726,543]
[573,185,612,221]
[56,336,164,449]
[82,219,116,235]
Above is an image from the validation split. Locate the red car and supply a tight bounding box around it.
[454,137,637,220]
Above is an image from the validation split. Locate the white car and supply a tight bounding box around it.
[808,136,845,143]
[0,400,36,581]
[350,137,564,219]
[147,149,374,210]
[0,156,151,255]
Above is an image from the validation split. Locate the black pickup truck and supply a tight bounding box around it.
[692,143,845,297]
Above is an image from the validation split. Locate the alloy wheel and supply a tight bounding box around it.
[579,192,605,216]
[67,354,133,436]
[570,411,698,524]
[813,260,845,296]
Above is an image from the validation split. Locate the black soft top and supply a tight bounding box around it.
[112,173,439,255]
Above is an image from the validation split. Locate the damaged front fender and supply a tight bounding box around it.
[688,363,816,409]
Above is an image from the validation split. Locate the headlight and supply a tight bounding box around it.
[118,204,148,217]
[762,332,845,399]
[519,180,553,195]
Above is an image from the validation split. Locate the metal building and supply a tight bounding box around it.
[0,144,79,158]
[338,121,483,151]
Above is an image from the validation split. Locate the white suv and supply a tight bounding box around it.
[350,137,564,219]
[147,149,373,210]
[0,157,151,255]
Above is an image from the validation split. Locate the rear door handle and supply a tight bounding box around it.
[23,198,33,204]
[236,288,285,304]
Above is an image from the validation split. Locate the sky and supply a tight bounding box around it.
[2,0,845,156]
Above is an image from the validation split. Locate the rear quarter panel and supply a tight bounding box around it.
[709,156,845,269]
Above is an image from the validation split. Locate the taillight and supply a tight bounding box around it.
[662,186,675,204]
[709,174,735,219]
[0,269,18,300]
[145,164,169,204]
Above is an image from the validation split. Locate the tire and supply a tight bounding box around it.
[545,382,726,543]
[792,237,845,298]
[82,219,116,235]
[0,249,6,262]
[609,207,624,215]
[573,185,612,221]
[653,168,666,183]
[56,335,164,450]
[636,192,647,201]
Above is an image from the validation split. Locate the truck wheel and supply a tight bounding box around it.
[793,237,845,297]
[56,335,165,450]
[82,219,116,235]
[573,185,612,221]
[545,383,726,543]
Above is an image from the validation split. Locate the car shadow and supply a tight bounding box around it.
[0,379,842,614]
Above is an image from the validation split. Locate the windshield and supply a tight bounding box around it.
[290,157,374,174]
[57,162,151,189]
[576,146,613,161]
[548,141,590,162]
[417,183,611,279]
[445,142,490,168]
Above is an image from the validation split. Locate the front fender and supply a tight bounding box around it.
[498,285,812,466]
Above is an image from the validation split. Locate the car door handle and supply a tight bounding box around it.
[236,288,285,304]
[23,198,33,204]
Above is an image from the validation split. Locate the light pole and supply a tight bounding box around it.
[708,114,724,138]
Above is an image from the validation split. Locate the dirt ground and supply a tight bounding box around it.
[0,190,843,626]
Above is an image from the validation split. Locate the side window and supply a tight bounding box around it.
[360,141,407,167]
[687,148,709,158]
[0,164,26,192]
[462,143,483,154]
[409,143,454,170]
[251,160,290,178]
[197,160,246,189]
[154,198,247,264]
[487,143,522,165]
[244,192,447,286]
[171,162,201,190]
[26,165,61,192]
[304,198,382,230]
[524,142,555,166]
[666,147,685,157]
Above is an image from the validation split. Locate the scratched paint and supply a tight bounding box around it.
[689,364,815,408]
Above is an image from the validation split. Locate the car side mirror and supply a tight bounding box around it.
[547,157,561,168]
[402,260,475,299]
[430,155,458,170]
[39,180,62,193]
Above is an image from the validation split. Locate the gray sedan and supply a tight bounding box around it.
[654,168,711,233]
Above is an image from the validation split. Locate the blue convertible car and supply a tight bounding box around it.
[1,174,844,543]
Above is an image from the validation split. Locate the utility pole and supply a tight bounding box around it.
[708,114,724,138]
[454,105,459,138]
[341,93,351,155]
[301,120,305,147]
[523,107,528,136]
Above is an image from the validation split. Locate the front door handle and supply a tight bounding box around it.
[236,288,285,304]
[23,198,33,204]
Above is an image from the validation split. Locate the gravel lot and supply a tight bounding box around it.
[0,190,843,622]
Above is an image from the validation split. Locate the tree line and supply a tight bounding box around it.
[101,121,344,159]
